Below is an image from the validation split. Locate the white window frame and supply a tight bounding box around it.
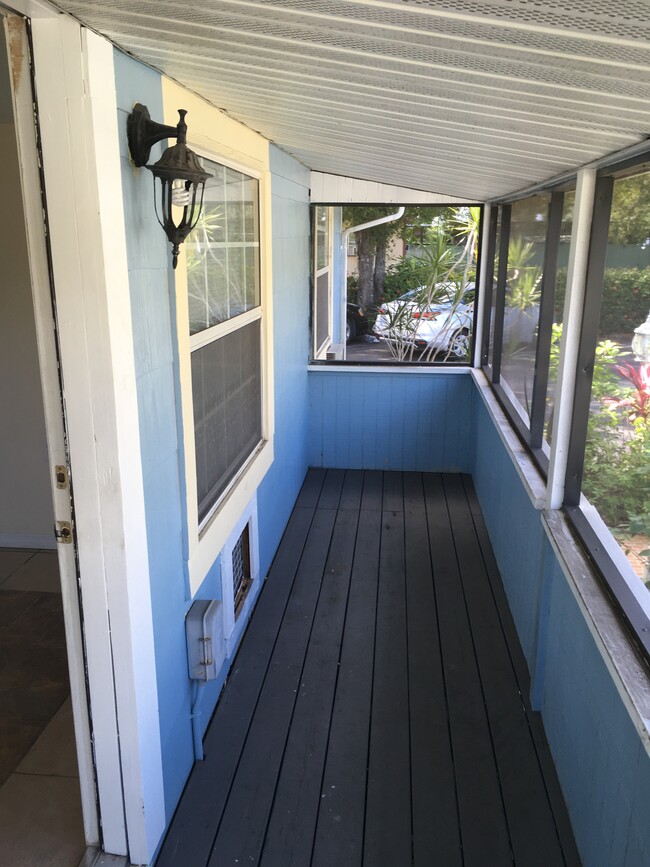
[313,205,334,359]
[174,148,274,596]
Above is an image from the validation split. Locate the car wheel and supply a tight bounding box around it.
[449,327,470,358]
[346,317,356,342]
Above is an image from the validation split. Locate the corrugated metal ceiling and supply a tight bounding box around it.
[55,0,650,199]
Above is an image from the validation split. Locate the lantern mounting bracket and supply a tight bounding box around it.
[127,103,180,167]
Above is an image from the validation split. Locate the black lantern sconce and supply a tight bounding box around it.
[127,103,212,268]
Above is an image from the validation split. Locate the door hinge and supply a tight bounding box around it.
[55,521,72,544]
[55,464,69,489]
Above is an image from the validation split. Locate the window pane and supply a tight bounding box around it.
[582,171,650,588]
[192,319,262,522]
[500,194,549,422]
[186,159,260,335]
[544,190,574,445]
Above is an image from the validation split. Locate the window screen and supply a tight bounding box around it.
[192,319,262,522]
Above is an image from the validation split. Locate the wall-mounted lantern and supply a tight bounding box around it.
[127,103,212,268]
[632,310,650,362]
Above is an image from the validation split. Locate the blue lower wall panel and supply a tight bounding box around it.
[470,378,650,867]
[471,388,543,669]
[308,370,474,471]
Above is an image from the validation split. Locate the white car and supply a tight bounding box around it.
[374,285,474,358]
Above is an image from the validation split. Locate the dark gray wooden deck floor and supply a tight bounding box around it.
[157,470,580,867]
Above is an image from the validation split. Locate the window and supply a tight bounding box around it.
[186,158,264,526]
[313,204,481,365]
[579,171,650,589]
[482,166,650,659]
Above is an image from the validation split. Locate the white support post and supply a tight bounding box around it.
[546,168,596,510]
[31,16,166,863]
[473,202,491,368]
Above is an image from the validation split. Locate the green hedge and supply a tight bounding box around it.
[555,267,650,334]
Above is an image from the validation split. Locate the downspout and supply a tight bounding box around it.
[340,207,405,360]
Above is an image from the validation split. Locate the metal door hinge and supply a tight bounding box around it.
[55,521,72,544]
[55,465,68,489]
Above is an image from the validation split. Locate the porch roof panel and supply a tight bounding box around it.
[56,0,650,199]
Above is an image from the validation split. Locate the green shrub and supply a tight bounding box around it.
[554,267,650,333]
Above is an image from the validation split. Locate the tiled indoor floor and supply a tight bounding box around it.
[0,548,86,867]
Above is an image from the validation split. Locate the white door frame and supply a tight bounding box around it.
[5,4,167,863]
[3,11,98,846]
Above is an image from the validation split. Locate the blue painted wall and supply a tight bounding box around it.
[116,54,312,827]
[470,382,650,867]
[257,146,311,578]
[308,370,474,471]
[114,51,196,821]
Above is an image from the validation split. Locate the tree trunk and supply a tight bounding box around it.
[357,231,375,308]
[372,242,387,307]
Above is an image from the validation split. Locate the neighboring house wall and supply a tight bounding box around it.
[308,369,474,471]
[470,378,650,867]
[0,52,53,547]
[114,51,312,826]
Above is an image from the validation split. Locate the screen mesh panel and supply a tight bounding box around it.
[192,319,262,522]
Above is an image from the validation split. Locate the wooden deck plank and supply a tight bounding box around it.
[461,476,581,867]
[382,470,403,512]
[295,467,327,508]
[444,474,565,866]
[259,509,359,866]
[423,473,513,866]
[206,508,337,867]
[360,470,383,510]
[363,507,412,867]
[339,469,364,511]
[317,468,346,510]
[162,470,580,867]
[403,472,462,867]
[311,508,382,867]
[155,505,317,867]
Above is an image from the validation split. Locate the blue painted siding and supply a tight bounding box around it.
[257,147,311,578]
[471,390,543,668]
[470,379,650,867]
[308,370,474,471]
[114,51,196,821]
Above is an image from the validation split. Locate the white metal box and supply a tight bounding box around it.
[185,599,224,681]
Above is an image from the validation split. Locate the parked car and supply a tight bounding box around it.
[374,283,474,357]
[346,302,372,341]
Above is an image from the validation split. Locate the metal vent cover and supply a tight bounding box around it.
[55,0,650,199]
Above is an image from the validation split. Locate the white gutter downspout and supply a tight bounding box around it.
[340,207,405,360]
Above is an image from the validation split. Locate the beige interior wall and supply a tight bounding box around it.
[0,119,54,546]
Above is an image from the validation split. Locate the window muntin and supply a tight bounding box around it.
[186,164,260,336]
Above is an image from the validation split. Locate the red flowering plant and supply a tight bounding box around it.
[611,361,650,422]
